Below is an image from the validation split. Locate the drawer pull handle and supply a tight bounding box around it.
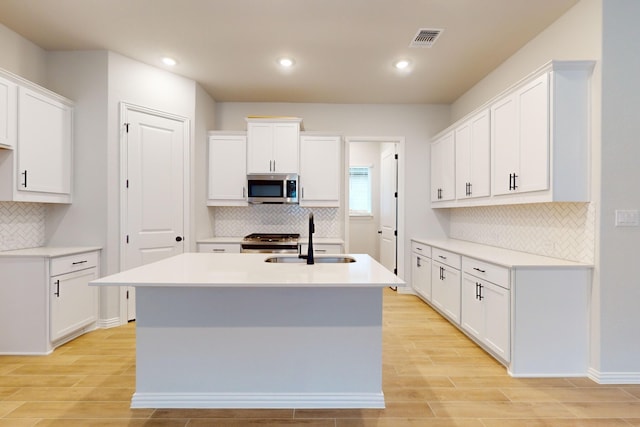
[72,260,88,265]
[416,247,422,251]
[54,279,60,297]
[212,249,226,252]
[438,255,447,260]
[473,267,486,273]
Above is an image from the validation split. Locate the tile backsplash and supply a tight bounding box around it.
[0,202,46,251]
[212,205,342,238]
[449,202,595,263]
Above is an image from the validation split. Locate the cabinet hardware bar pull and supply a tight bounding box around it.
[54,279,60,297]
[473,267,486,273]
[476,282,480,299]
[513,173,518,190]
[478,284,484,300]
[438,255,447,260]
[212,249,225,252]
[273,160,276,171]
[416,257,421,268]
[242,187,245,198]
[72,260,88,265]
[22,170,28,187]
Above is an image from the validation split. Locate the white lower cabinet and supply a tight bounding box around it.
[299,243,343,255]
[411,241,431,301]
[197,242,241,253]
[0,248,100,355]
[461,263,510,362]
[430,249,461,324]
[411,238,591,377]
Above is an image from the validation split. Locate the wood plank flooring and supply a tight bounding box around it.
[1,288,639,426]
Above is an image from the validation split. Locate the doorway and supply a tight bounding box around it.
[119,103,190,322]
[346,137,405,278]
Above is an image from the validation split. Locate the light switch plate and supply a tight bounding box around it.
[615,210,639,227]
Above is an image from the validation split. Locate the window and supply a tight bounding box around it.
[349,166,372,216]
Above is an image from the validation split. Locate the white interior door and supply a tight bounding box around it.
[122,106,186,321]
[379,146,397,274]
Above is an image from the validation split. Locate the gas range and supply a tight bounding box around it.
[241,233,300,254]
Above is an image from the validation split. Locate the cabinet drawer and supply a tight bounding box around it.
[197,243,241,253]
[300,244,343,254]
[411,241,431,257]
[462,257,509,288]
[432,248,461,269]
[50,251,99,277]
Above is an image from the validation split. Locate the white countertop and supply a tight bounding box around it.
[91,253,404,288]
[0,246,102,258]
[412,238,592,268]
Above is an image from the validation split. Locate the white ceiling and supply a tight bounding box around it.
[0,0,579,104]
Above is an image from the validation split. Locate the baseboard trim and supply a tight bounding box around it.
[587,368,640,384]
[97,317,122,329]
[130,392,385,409]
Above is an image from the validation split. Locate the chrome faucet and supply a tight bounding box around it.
[299,212,315,264]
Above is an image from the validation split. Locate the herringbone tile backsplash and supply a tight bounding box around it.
[0,202,46,251]
[213,205,342,238]
[449,202,595,263]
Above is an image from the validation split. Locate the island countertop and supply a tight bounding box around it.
[91,253,404,288]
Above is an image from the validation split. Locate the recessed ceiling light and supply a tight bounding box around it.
[162,57,177,66]
[394,59,411,70]
[278,57,295,67]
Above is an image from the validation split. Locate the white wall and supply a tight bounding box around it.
[598,0,640,377]
[215,102,451,279]
[0,23,47,85]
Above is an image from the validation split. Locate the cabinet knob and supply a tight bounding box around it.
[175,236,183,242]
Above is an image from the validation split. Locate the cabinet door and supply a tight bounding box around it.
[0,76,17,149]
[483,281,510,362]
[468,110,491,198]
[247,122,274,173]
[431,261,461,324]
[17,87,72,196]
[272,122,299,173]
[412,253,431,301]
[491,94,518,196]
[517,73,549,194]
[208,135,248,206]
[430,132,455,202]
[455,121,472,199]
[461,275,484,339]
[300,135,341,207]
[50,268,98,342]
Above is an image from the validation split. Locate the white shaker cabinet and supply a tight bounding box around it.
[0,72,74,204]
[0,75,17,149]
[411,240,431,301]
[207,132,248,206]
[197,242,241,253]
[430,131,455,203]
[455,109,490,200]
[0,248,100,355]
[461,257,510,362]
[246,118,301,174]
[299,134,342,207]
[492,73,549,196]
[430,248,461,324]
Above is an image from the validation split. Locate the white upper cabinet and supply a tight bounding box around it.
[430,131,455,202]
[0,70,73,204]
[431,60,594,208]
[246,118,301,174]
[299,134,342,207]
[0,75,17,149]
[455,109,490,200]
[492,73,549,196]
[207,132,248,206]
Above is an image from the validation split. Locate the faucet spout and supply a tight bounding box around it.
[307,213,315,264]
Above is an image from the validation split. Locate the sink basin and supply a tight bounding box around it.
[265,255,356,264]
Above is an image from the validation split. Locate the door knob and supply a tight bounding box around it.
[377,230,382,234]
[176,236,183,242]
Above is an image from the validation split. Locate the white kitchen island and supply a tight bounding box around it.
[91,253,404,409]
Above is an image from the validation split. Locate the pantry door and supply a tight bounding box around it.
[121,104,189,321]
[379,146,398,274]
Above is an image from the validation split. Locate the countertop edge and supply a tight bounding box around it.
[411,238,592,268]
[0,246,102,258]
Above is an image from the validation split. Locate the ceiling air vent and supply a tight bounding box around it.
[410,28,443,48]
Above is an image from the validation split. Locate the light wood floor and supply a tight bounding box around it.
[1,288,639,426]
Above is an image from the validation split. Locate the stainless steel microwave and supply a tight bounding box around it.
[247,174,298,204]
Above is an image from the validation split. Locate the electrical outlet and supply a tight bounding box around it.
[615,210,639,227]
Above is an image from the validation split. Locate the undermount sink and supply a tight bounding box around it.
[264,255,356,264]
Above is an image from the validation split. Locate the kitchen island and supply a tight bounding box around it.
[91,253,404,409]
